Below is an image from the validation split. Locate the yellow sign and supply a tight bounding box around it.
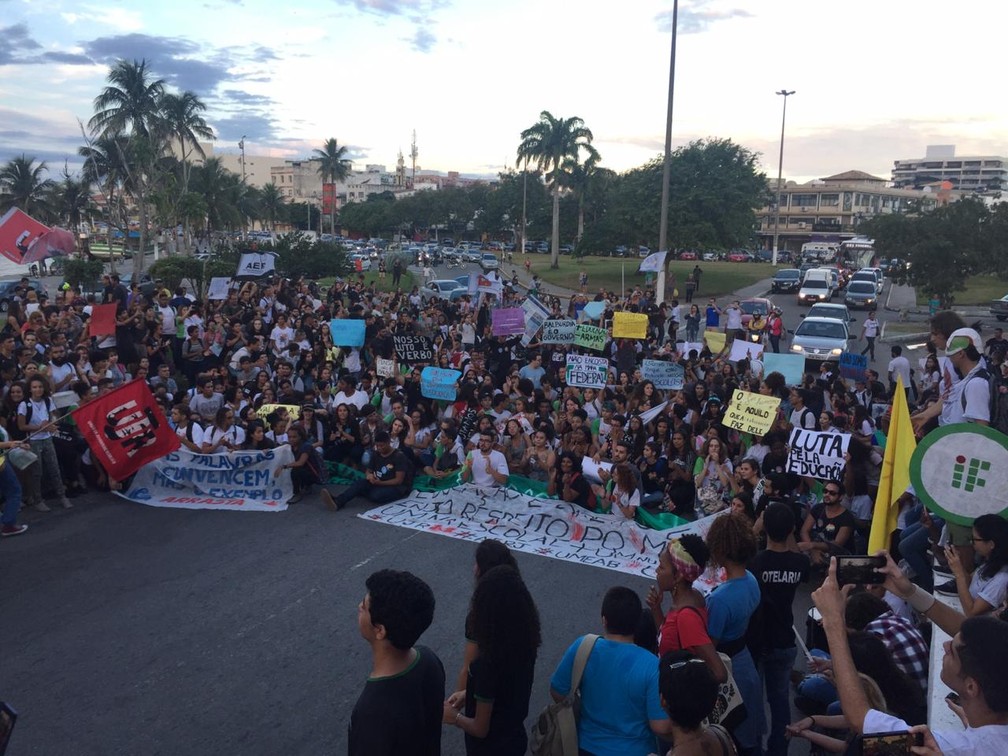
[704,330,727,354]
[724,389,780,437]
[612,312,648,339]
[257,403,301,419]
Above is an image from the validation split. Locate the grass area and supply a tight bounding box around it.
[318,270,416,292]
[528,257,776,297]
[915,274,1008,306]
[882,321,929,336]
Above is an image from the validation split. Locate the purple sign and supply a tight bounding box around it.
[491,307,525,336]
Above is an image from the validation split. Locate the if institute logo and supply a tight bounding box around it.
[952,455,991,493]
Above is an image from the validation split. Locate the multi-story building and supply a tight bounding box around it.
[757,170,939,253]
[892,145,1007,194]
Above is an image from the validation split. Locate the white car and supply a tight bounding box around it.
[349,253,372,271]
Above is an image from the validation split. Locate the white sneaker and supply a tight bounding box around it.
[59,497,73,509]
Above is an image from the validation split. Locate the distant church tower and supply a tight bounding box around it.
[395,149,406,187]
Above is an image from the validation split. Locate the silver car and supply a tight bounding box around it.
[790,316,850,362]
[480,252,500,272]
[420,279,467,303]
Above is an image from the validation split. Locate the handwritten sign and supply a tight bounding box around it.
[729,340,764,363]
[257,403,301,419]
[724,389,780,436]
[329,318,365,347]
[542,319,576,344]
[704,330,727,354]
[680,342,704,358]
[520,296,551,346]
[420,367,461,401]
[787,429,851,481]
[565,354,609,389]
[763,353,806,387]
[612,311,648,339]
[574,323,608,352]
[641,359,684,390]
[491,307,525,337]
[393,334,435,363]
[376,358,396,378]
[207,277,231,300]
[839,351,868,381]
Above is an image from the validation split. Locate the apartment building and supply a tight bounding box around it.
[892,145,1006,194]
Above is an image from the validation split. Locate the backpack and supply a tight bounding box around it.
[529,634,599,756]
[23,396,55,426]
[960,367,1008,433]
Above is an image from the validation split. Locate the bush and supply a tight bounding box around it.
[61,258,105,289]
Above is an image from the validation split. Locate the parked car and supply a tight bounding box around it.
[702,252,718,262]
[679,251,698,260]
[611,245,628,258]
[480,252,500,272]
[771,268,802,293]
[991,294,1008,322]
[844,280,879,309]
[420,279,467,303]
[790,316,851,363]
[726,252,749,262]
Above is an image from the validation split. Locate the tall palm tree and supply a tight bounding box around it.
[562,150,601,243]
[517,111,597,269]
[191,158,243,233]
[259,182,285,236]
[314,138,352,236]
[89,59,168,274]
[159,91,213,193]
[0,155,55,215]
[54,169,92,233]
[79,134,132,252]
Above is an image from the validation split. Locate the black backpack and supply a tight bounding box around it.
[960,368,1008,434]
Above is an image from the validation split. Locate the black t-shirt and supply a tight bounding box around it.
[749,549,810,650]
[810,503,856,543]
[563,472,593,510]
[370,449,412,486]
[347,645,445,756]
[465,652,537,756]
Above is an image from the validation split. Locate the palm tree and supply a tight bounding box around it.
[562,150,601,243]
[191,158,243,233]
[517,111,598,268]
[79,134,132,252]
[314,138,352,236]
[259,182,285,236]
[0,155,55,215]
[160,91,213,195]
[54,169,92,233]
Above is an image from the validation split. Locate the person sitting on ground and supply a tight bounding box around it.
[798,481,855,567]
[548,451,594,510]
[942,513,1008,616]
[459,430,509,488]
[320,430,414,512]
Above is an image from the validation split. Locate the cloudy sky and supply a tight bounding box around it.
[0,0,1004,183]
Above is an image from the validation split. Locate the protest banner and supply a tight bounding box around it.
[491,307,525,337]
[72,380,181,480]
[787,428,851,481]
[541,319,576,344]
[704,331,727,354]
[520,295,551,346]
[329,318,365,347]
[257,403,300,419]
[235,252,276,278]
[723,389,780,436]
[729,340,764,363]
[376,358,396,378]
[420,367,461,401]
[393,334,435,363]
[117,447,295,512]
[574,323,608,352]
[582,301,606,321]
[89,304,117,337]
[207,277,231,300]
[641,359,684,390]
[909,423,1008,526]
[566,354,609,388]
[612,312,649,339]
[360,484,726,580]
[763,353,806,386]
[839,351,868,380]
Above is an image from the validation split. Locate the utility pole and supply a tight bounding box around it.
[410,130,418,188]
[239,136,247,183]
[656,0,678,304]
[772,90,795,266]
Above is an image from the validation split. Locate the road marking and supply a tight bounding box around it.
[351,530,423,572]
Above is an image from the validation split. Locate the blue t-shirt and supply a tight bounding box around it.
[706,571,761,643]
[519,364,546,389]
[705,305,720,328]
[550,636,666,756]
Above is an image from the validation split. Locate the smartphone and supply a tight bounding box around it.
[859,730,923,755]
[946,691,961,705]
[0,702,17,756]
[836,555,886,586]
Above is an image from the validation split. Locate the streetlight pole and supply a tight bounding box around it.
[656,0,678,304]
[521,162,527,259]
[239,136,247,183]
[771,90,795,266]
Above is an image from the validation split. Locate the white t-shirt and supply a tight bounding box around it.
[888,355,912,387]
[17,397,54,440]
[941,362,990,426]
[465,449,509,487]
[725,306,743,330]
[864,708,1008,756]
[270,325,294,351]
[176,421,205,447]
[970,565,1008,608]
[862,318,880,338]
[333,389,368,411]
[205,425,246,452]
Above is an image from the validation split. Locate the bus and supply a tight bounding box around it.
[839,236,875,269]
[801,242,839,263]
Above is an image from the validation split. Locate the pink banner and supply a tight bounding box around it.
[491,307,525,336]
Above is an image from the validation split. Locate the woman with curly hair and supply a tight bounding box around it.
[705,513,763,754]
[444,563,541,755]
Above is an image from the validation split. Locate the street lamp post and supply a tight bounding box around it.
[239,136,247,183]
[771,90,795,267]
[656,0,678,304]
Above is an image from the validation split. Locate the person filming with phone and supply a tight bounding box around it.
[811,552,1008,755]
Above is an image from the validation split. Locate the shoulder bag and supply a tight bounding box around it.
[529,633,599,756]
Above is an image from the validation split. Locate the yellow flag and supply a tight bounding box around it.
[868,376,917,554]
[704,330,727,354]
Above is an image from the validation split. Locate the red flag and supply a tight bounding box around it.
[90,304,117,337]
[0,207,50,264]
[71,380,180,480]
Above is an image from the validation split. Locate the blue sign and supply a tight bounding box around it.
[420,367,461,401]
[763,353,806,387]
[329,318,365,347]
[839,351,868,381]
[641,359,684,390]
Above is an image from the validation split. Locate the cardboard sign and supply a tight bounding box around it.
[565,354,609,389]
[89,303,117,337]
[704,330,727,354]
[574,323,608,352]
[787,429,851,481]
[376,358,396,378]
[491,307,525,336]
[729,340,764,363]
[257,403,301,419]
[420,367,461,401]
[763,353,806,387]
[520,295,551,346]
[393,334,435,363]
[641,359,684,390]
[724,389,780,436]
[680,342,704,358]
[207,277,231,300]
[329,318,366,347]
[541,319,576,344]
[839,351,868,381]
[612,311,648,339]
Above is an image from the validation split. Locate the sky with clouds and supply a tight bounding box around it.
[0,0,1004,184]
